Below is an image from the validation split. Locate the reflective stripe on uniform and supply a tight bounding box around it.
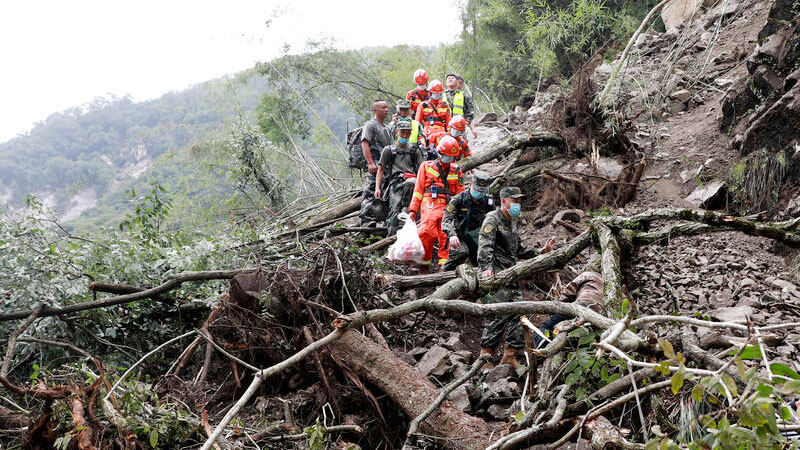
[447,174,459,181]
[425,166,440,178]
[420,259,432,265]
[413,192,423,200]
[438,259,448,265]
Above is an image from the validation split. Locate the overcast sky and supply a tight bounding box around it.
[0,0,463,143]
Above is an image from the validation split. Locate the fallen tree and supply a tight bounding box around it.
[5,208,800,450]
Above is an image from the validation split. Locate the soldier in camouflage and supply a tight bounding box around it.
[441,170,495,271]
[477,186,557,369]
[533,271,603,348]
[374,120,424,235]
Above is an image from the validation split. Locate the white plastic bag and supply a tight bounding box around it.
[387,213,425,263]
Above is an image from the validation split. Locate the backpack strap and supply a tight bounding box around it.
[436,160,451,199]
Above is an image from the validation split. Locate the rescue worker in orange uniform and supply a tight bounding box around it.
[415,80,452,159]
[406,69,430,117]
[448,115,472,160]
[408,135,465,272]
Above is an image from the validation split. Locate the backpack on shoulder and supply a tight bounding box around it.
[346,125,366,170]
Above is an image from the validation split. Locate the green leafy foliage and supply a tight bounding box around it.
[304,420,330,450]
[561,327,624,403]
[0,195,247,368]
[649,360,800,449]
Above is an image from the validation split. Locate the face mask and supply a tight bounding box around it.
[416,84,427,91]
[397,137,409,145]
[398,114,410,120]
[431,93,442,101]
[439,154,454,164]
[507,202,522,217]
[470,188,485,199]
[450,129,461,137]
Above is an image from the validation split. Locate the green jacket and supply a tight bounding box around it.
[477,209,539,272]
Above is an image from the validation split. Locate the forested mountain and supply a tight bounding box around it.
[0,71,268,226]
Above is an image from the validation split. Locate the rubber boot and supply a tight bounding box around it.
[499,345,522,370]
[479,347,495,370]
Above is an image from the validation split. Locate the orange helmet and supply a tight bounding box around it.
[436,135,460,157]
[428,80,444,94]
[449,115,466,132]
[413,69,429,85]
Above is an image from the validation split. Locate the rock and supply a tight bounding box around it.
[706,1,739,27]
[452,362,469,380]
[680,165,703,183]
[758,0,796,43]
[684,180,726,208]
[786,67,800,92]
[441,333,467,352]
[782,193,800,218]
[715,78,735,88]
[449,385,472,413]
[489,378,515,397]
[487,404,508,420]
[720,78,758,130]
[738,278,757,290]
[752,65,784,95]
[477,112,498,124]
[708,305,755,323]
[692,93,706,105]
[671,89,692,103]
[408,347,428,360]
[667,99,687,114]
[752,30,791,67]
[595,62,614,76]
[484,364,516,384]
[416,345,453,377]
[395,351,418,366]
[552,209,585,224]
[661,0,707,34]
[455,350,473,361]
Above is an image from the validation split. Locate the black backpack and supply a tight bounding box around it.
[346,126,366,169]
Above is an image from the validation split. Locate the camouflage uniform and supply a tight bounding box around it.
[378,137,424,233]
[533,271,603,347]
[441,171,495,270]
[359,117,393,225]
[477,189,540,350]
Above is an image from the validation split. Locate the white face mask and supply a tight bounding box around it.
[449,129,462,137]
[431,93,442,100]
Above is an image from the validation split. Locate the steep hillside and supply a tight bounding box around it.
[0,71,268,222]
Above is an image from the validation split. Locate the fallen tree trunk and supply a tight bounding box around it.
[0,269,257,322]
[304,197,362,227]
[505,158,567,184]
[331,330,491,450]
[378,271,458,289]
[598,224,625,312]
[459,131,564,172]
[604,209,800,246]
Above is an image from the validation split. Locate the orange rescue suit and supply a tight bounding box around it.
[427,133,471,160]
[415,99,452,140]
[406,88,429,118]
[408,160,465,266]
[455,135,471,159]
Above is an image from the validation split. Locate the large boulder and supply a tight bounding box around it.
[661,0,711,33]
[415,345,453,377]
[685,180,726,208]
